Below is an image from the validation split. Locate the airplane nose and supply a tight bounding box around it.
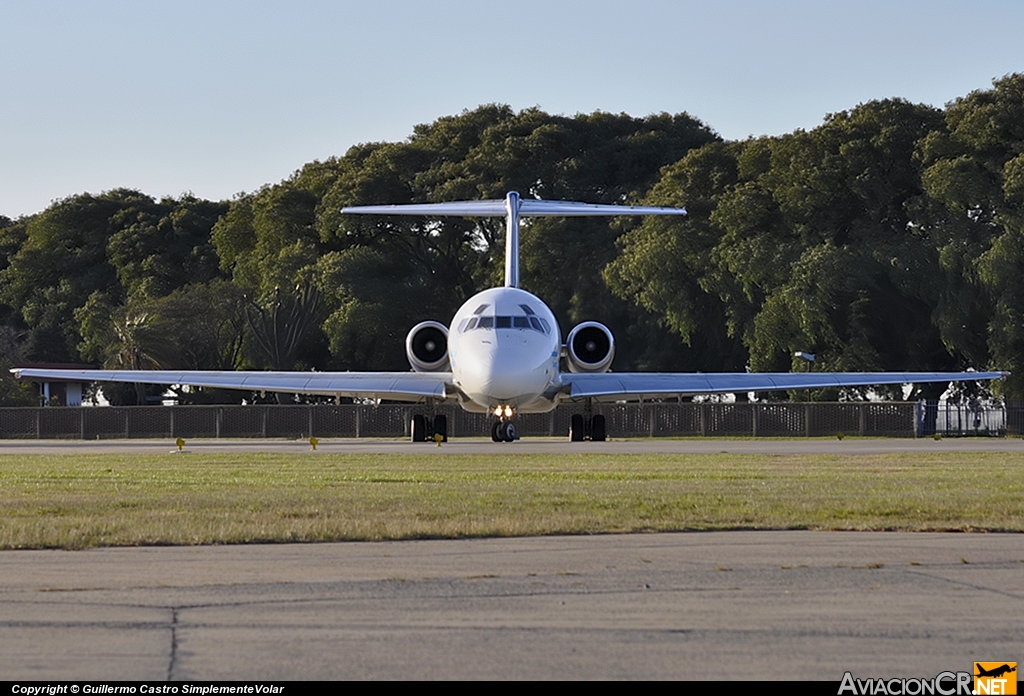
[456,337,549,404]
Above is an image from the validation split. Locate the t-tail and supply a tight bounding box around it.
[341,191,688,288]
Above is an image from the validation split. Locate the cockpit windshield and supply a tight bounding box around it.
[459,314,550,335]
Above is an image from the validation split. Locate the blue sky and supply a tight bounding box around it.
[2,0,1022,217]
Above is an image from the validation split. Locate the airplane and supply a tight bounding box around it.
[975,664,1016,679]
[12,191,1008,443]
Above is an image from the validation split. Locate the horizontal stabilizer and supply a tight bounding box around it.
[342,191,686,289]
[342,196,687,218]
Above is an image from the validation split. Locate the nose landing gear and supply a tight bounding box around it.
[491,420,518,442]
[491,405,519,442]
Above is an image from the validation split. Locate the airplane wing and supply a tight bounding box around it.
[560,371,1009,401]
[10,369,452,402]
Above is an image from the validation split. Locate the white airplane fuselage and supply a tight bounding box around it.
[447,286,562,414]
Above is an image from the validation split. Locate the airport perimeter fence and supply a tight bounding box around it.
[1,400,1011,440]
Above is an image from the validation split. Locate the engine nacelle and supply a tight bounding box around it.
[406,321,450,372]
[565,321,615,373]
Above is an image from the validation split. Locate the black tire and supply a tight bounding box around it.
[491,420,503,442]
[433,414,448,442]
[591,414,606,442]
[502,422,517,442]
[411,414,426,442]
[569,414,585,441]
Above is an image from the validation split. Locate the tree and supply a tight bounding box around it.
[919,74,1024,397]
[609,99,989,399]
[106,195,227,299]
[1,192,128,361]
[605,141,749,373]
[0,325,38,406]
[1,190,228,368]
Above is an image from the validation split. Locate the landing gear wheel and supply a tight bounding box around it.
[411,414,427,442]
[591,414,606,442]
[491,420,517,442]
[433,414,448,442]
[569,414,585,442]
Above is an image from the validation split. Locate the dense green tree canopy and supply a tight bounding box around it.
[2,87,1023,405]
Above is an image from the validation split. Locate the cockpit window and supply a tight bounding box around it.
[519,304,536,315]
[461,313,550,335]
[473,304,489,315]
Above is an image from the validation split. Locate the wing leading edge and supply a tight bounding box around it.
[562,371,1009,401]
[10,369,451,402]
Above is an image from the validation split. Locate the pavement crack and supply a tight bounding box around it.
[167,607,179,682]
[905,569,1024,601]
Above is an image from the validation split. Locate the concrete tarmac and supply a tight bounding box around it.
[2,532,1022,680]
[2,438,1021,680]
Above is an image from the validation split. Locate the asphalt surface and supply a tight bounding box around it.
[2,437,1021,680]
[1,532,1021,680]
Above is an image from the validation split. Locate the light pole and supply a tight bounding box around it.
[794,351,816,372]
[794,351,816,403]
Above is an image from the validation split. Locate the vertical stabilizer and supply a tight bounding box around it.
[504,191,520,288]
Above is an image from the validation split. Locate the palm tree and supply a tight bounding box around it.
[104,308,176,404]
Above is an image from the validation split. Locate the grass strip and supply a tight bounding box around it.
[1,451,1021,549]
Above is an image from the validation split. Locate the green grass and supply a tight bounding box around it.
[1,452,1022,549]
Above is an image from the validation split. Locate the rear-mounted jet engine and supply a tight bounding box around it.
[565,321,615,373]
[406,321,449,372]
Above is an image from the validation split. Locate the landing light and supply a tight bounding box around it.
[493,405,514,418]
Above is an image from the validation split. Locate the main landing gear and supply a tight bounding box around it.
[569,413,606,442]
[410,414,448,442]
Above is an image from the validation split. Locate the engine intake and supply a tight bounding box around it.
[406,321,450,372]
[565,321,615,373]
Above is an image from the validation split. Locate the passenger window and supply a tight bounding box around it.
[496,316,512,329]
[513,316,530,329]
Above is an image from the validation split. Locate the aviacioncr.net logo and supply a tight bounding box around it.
[838,671,973,695]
